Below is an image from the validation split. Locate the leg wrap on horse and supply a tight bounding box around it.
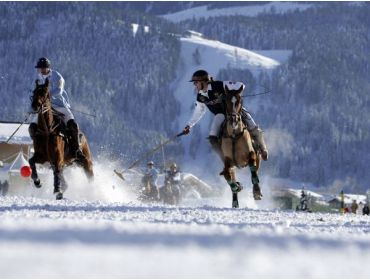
[249,127,269,161]
[228,181,243,193]
[208,136,224,161]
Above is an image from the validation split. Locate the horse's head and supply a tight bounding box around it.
[224,84,244,129]
[31,78,50,112]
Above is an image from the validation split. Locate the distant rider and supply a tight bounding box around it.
[162,163,182,204]
[299,189,308,211]
[142,161,159,200]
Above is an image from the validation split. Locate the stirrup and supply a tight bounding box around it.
[253,184,262,200]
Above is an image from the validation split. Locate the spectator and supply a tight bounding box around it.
[363,204,370,215]
[141,161,159,200]
[351,200,358,214]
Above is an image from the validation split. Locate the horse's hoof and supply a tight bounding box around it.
[253,194,262,200]
[253,184,262,200]
[232,193,239,208]
[34,179,42,188]
[56,193,63,200]
[236,182,243,192]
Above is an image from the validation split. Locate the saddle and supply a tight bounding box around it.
[220,118,259,152]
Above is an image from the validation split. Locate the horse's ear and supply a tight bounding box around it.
[238,84,244,93]
[45,78,49,87]
[35,79,39,86]
[225,85,229,93]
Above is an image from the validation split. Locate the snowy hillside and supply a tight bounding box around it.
[161,2,314,23]
[1,193,370,278]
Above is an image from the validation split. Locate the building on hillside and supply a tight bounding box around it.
[271,187,327,211]
[328,193,367,209]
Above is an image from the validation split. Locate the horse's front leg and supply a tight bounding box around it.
[222,157,242,193]
[52,165,64,200]
[29,153,44,188]
[248,151,262,200]
[50,137,66,200]
[60,169,68,193]
[222,157,241,208]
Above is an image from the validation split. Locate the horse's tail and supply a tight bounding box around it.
[80,133,94,178]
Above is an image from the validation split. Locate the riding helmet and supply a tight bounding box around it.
[189,70,210,82]
[35,57,51,68]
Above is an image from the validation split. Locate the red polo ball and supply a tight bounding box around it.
[20,166,32,177]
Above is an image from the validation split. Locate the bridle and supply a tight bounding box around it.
[224,92,245,139]
[31,85,61,136]
[31,85,51,114]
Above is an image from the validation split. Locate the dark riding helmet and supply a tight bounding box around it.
[189,70,210,82]
[35,57,51,68]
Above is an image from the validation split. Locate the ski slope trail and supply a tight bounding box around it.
[1,194,370,278]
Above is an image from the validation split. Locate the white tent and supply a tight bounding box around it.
[7,151,32,188]
[9,151,30,173]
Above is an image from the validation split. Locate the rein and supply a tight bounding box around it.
[223,105,247,168]
[35,94,62,137]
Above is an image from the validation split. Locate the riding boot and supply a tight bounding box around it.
[249,127,269,161]
[208,136,224,161]
[67,119,85,161]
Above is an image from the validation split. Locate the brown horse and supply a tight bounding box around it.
[29,79,94,200]
[221,84,262,208]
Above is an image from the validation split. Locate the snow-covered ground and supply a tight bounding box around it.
[161,2,314,23]
[1,160,370,278]
[1,196,370,278]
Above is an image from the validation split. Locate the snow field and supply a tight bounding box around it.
[1,189,370,278]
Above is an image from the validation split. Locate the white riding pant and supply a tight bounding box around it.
[209,111,258,137]
[54,106,75,123]
[241,109,258,131]
[209,113,225,137]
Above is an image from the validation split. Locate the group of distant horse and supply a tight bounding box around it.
[29,79,262,207]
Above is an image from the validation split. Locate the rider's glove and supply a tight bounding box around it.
[182,125,190,135]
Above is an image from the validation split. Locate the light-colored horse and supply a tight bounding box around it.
[221,85,262,208]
